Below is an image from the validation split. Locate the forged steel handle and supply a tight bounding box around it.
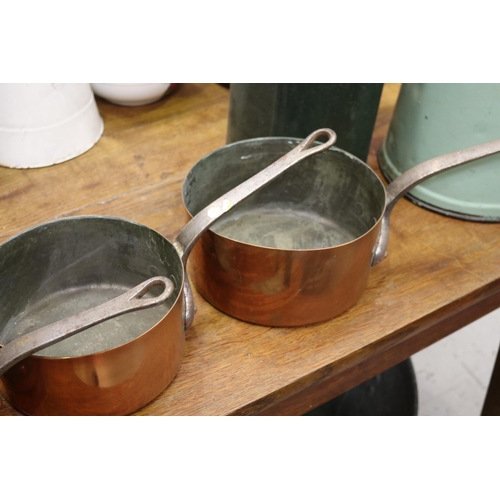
[372,137,500,265]
[173,128,337,329]
[173,128,337,263]
[0,276,175,377]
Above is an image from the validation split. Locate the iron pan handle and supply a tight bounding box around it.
[0,276,174,376]
[372,138,500,265]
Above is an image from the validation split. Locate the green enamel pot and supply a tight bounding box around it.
[378,83,500,221]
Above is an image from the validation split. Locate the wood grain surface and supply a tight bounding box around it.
[1,83,499,416]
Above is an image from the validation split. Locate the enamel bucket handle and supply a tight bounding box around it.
[372,138,500,266]
[173,128,338,329]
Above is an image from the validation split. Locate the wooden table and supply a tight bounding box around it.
[1,83,499,416]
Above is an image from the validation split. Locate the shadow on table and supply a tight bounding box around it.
[304,359,418,416]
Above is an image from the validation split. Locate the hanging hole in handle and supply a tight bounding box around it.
[299,128,337,153]
[132,277,175,302]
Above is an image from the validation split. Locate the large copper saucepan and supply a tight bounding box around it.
[0,128,336,415]
[183,136,500,327]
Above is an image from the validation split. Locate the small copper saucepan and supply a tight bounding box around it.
[0,128,337,415]
[183,136,500,327]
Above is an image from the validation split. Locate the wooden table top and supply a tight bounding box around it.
[1,83,499,416]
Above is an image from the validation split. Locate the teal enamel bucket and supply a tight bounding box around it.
[378,83,500,221]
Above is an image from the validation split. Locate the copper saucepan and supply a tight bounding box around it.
[183,136,500,327]
[0,128,336,415]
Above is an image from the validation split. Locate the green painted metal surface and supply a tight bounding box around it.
[379,83,500,220]
[227,83,383,162]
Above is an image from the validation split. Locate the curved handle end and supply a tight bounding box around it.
[297,128,337,154]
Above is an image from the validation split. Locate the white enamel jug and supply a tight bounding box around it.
[0,83,104,169]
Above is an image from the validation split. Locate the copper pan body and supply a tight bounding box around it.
[0,299,184,416]
[191,225,380,326]
[0,217,186,416]
[183,138,387,327]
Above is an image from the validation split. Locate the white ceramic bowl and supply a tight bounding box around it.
[91,83,171,106]
[0,83,104,169]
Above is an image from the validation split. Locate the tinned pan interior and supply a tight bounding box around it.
[0,216,184,355]
[183,137,387,250]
